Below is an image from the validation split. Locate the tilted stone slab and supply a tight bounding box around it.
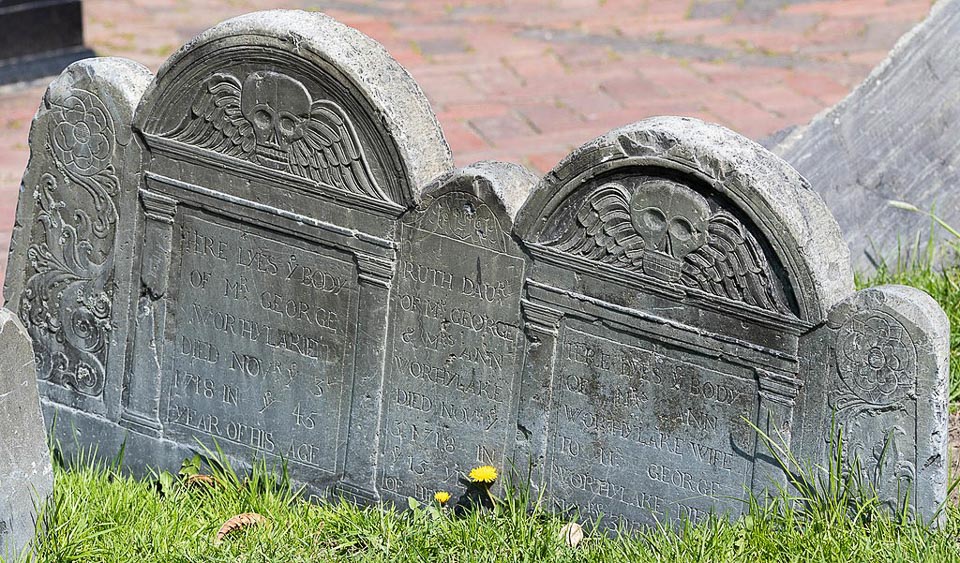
[513,117,949,528]
[0,308,53,560]
[772,0,960,271]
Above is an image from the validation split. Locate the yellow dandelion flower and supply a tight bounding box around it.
[469,465,498,484]
[434,491,451,505]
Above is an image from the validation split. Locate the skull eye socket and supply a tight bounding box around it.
[252,107,274,128]
[278,112,299,136]
[640,208,667,232]
[669,217,694,241]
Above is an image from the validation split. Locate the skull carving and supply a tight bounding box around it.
[630,179,710,281]
[240,71,312,169]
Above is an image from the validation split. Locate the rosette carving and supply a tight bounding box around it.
[835,310,917,407]
[51,94,113,177]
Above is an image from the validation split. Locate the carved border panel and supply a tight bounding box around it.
[122,172,398,498]
[22,89,119,398]
[516,282,802,528]
[5,59,152,422]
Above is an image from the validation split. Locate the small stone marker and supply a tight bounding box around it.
[772,0,960,271]
[3,9,950,531]
[380,162,534,503]
[0,308,53,560]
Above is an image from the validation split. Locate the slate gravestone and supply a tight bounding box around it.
[0,308,53,560]
[3,10,950,530]
[5,10,453,503]
[380,162,535,503]
[513,117,948,528]
[0,1,94,85]
[772,0,960,271]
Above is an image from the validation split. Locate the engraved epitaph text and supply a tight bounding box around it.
[548,326,758,526]
[163,213,358,472]
[380,190,525,501]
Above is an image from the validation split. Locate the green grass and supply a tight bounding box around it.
[21,450,960,563]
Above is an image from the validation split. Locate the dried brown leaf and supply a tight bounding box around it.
[214,512,267,546]
[185,474,216,487]
[312,519,325,540]
[559,522,584,548]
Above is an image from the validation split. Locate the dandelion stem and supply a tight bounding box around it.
[484,484,497,509]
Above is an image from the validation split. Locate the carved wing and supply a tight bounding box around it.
[547,183,644,268]
[681,211,789,313]
[288,100,387,200]
[171,73,255,158]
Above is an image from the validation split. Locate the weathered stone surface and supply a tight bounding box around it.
[128,10,453,502]
[380,162,535,504]
[772,0,960,271]
[0,308,53,560]
[4,57,152,424]
[3,9,949,532]
[513,117,949,528]
[5,9,455,503]
[823,285,949,518]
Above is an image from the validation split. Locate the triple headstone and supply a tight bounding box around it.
[4,10,950,530]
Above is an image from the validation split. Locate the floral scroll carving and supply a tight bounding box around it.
[830,308,919,513]
[20,89,120,397]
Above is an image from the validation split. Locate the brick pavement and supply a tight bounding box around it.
[0,0,933,285]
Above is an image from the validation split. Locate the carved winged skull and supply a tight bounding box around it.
[549,180,791,314]
[170,71,387,200]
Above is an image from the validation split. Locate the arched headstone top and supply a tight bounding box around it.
[418,161,540,230]
[45,58,152,145]
[134,9,453,209]
[515,116,853,324]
